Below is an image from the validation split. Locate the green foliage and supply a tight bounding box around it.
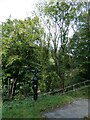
[67,8,90,83]
[1,0,89,101]
[2,17,44,100]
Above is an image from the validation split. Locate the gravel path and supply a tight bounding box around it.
[44,99,89,118]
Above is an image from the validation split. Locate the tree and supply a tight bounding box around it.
[67,2,90,83]
[37,1,80,91]
[2,16,44,100]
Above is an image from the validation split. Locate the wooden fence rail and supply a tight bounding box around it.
[39,80,90,97]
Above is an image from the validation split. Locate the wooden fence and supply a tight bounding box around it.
[39,80,90,97]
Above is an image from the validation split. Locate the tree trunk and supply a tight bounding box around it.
[8,79,17,100]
